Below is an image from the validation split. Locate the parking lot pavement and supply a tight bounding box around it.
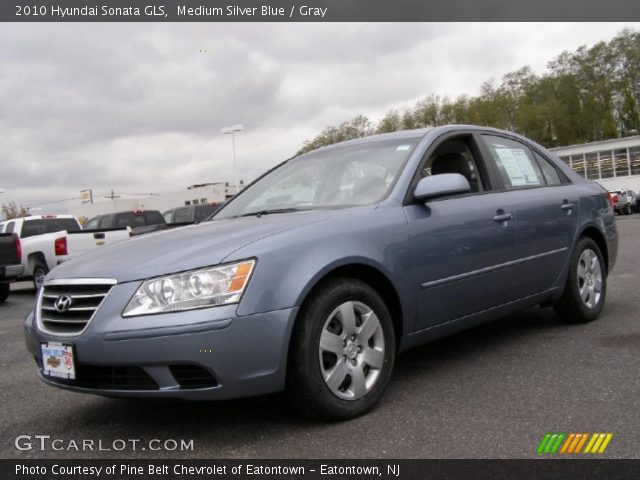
[1,215,639,459]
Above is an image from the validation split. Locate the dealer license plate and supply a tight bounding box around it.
[41,342,76,379]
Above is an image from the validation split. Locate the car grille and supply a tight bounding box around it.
[39,282,115,335]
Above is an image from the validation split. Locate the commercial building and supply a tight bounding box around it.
[550,135,640,191]
[67,182,240,221]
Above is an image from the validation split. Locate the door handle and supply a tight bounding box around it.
[493,213,513,222]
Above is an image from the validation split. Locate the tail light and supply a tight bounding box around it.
[54,237,68,256]
[14,236,22,261]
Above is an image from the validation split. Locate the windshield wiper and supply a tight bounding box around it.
[237,207,308,218]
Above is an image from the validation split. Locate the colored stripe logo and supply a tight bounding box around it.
[537,433,613,454]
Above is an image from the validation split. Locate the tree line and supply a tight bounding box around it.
[298,28,640,154]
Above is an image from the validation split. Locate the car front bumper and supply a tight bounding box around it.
[24,281,297,400]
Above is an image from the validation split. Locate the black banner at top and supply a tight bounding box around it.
[2,0,640,22]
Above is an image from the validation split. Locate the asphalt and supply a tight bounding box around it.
[1,215,639,459]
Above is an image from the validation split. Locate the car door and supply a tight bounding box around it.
[478,134,578,296]
[404,133,524,331]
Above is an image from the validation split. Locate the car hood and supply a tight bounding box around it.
[48,209,352,283]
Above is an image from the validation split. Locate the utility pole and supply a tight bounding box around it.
[106,189,120,200]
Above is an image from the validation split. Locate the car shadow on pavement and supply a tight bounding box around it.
[62,306,567,434]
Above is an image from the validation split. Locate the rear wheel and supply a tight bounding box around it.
[287,278,396,420]
[0,283,9,303]
[32,263,48,290]
[554,237,606,323]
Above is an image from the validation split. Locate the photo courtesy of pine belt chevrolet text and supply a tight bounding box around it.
[23,125,618,420]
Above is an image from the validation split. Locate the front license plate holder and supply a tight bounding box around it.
[41,342,76,380]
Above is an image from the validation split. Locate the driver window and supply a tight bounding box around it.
[420,137,484,193]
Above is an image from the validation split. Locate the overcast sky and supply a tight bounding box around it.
[1,22,638,211]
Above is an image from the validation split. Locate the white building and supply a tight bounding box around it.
[550,135,640,191]
[67,182,240,220]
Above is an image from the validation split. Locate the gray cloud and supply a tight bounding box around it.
[0,22,636,210]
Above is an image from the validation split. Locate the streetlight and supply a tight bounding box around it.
[221,124,244,193]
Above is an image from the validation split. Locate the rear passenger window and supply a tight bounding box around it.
[5,222,15,234]
[116,213,145,227]
[482,135,545,189]
[144,211,164,225]
[99,216,113,229]
[532,151,567,186]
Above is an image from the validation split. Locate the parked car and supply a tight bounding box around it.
[85,209,164,230]
[84,210,167,236]
[24,126,617,420]
[163,203,222,224]
[0,215,130,288]
[0,233,24,303]
[608,189,636,215]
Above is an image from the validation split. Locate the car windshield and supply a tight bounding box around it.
[214,137,419,219]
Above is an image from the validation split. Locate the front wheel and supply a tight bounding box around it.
[287,278,396,420]
[554,237,606,323]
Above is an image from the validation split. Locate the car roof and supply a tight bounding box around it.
[301,124,530,155]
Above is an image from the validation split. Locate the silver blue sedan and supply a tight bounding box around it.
[25,125,617,420]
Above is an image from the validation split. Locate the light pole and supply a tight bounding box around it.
[221,124,244,193]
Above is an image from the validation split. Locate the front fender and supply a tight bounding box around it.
[228,206,415,332]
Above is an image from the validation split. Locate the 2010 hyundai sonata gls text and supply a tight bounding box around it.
[24,125,617,420]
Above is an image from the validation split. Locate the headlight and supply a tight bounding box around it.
[123,260,255,317]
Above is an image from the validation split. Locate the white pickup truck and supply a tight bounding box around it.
[0,215,131,288]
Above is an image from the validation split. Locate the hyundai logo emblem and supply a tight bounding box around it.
[54,295,73,313]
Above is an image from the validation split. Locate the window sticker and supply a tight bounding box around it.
[493,146,541,186]
[396,144,411,151]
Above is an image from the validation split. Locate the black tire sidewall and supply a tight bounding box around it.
[288,278,396,420]
[0,283,9,303]
[33,264,47,289]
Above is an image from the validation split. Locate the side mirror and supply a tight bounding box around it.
[413,173,471,201]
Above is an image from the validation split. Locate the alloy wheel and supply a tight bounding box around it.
[577,249,602,309]
[318,300,385,400]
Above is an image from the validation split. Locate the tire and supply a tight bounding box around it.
[0,283,9,304]
[287,278,396,420]
[32,263,48,290]
[554,237,606,323]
